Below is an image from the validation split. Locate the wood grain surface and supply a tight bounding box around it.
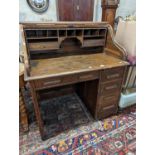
[26,53,128,81]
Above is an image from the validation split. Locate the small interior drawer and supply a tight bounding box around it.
[83,39,105,47]
[29,42,59,51]
[78,71,99,82]
[99,80,122,96]
[101,67,124,82]
[97,104,118,119]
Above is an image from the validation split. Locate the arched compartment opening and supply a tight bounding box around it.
[59,37,83,52]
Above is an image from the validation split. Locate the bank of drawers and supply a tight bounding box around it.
[97,67,125,119]
[34,71,99,90]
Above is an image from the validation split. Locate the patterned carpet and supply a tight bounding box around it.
[20,88,136,155]
[40,93,93,139]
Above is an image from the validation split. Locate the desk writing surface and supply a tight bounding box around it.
[29,53,128,80]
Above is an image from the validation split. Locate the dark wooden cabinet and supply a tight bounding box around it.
[57,0,94,21]
[21,22,128,140]
[102,0,119,27]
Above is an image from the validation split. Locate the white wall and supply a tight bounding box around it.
[19,0,57,22]
[19,0,102,22]
[116,0,136,18]
[93,0,102,21]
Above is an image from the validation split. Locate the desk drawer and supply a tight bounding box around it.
[101,67,124,82]
[34,75,78,89]
[83,39,105,47]
[29,42,59,51]
[97,104,118,119]
[99,80,122,96]
[98,93,119,107]
[78,71,99,82]
[34,77,62,89]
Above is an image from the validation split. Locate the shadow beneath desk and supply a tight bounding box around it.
[22,84,94,140]
[40,93,94,139]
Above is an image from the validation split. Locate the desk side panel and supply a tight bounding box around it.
[104,24,127,60]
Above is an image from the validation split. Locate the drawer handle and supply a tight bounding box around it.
[43,80,61,86]
[105,84,118,90]
[104,95,116,101]
[107,73,120,79]
[103,104,115,110]
[79,74,94,80]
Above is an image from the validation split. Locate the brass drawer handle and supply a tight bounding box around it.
[79,74,94,80]
[104,95,116,101]
[43,79,61,86]
[107,73,120,79]
[105,84,118,90]
[103,104,115,110]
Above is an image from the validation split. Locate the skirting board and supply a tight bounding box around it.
[119,91,136,108]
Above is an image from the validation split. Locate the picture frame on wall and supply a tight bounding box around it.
[27,0,49,14]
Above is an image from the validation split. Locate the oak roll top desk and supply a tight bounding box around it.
[21,22,129,140]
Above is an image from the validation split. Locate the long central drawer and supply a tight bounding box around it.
[33,71,99,89]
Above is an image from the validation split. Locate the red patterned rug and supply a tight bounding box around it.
[19,88,136,155]
[20,105,135,155]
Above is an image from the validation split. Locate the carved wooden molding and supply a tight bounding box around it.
[101,0,119,27]
[105,24,127,60]
[102,0,119,8]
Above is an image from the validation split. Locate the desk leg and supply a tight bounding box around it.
[29,81,45,140]
[19,89,29,132]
